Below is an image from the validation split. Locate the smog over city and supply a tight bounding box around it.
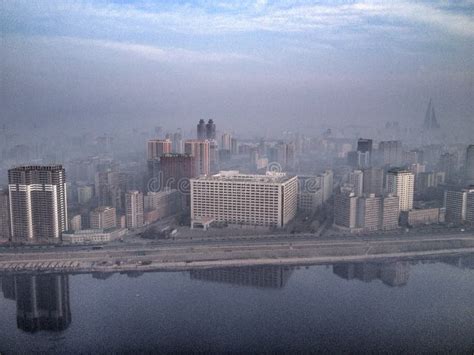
[0,1,473,353]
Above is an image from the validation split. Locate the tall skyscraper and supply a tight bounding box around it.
[197,119,206,140]
[438,152,458,183]
[184,140,210,176]
[348,170,364,196]
[0,189,11,241]
[357,138,373,154]
[465,145,474,186]
[147,139,172,160]
[206,119,216,140]
[172,131,184,154]
[159,153,196,192]
[362,167,384,195]
[220,133,232,150]
[357,138,373,165]
[444,189,474,224]
[378,141,402,167]
[386,168,414,212]
[320,170,334,202]
[125,191,144,229]
[334,191,358,229]
[8,166,68,242]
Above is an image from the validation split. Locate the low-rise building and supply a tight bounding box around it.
[400,208,441,227]
[62,228,127,244]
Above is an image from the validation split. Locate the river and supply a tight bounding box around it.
[1,255,473,353]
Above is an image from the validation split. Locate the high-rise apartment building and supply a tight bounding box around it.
[444,189,474,224]
[362,167,384,196]
[348,170,364,196]
[191,171,298,228]
[386,169,414,212]
[0,189,11,241]
[334,192,358,229]
[197,119,206,140]
[185,140,210,176]
[159,153,196,191]
[172,130,184,154]
[465,145,474,186]
[357,138,373,154]
[8,166,68,242]
[334,192,399,232]
[320,170,334,202]
[378,141,402,167]
[205,119,216,140]
[147,139,172,160]
[90,206,117,230]
[357,138,373,165]
[125,191,144,229]
[220,133,232,150]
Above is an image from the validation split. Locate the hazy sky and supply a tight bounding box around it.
[1,0,473,135]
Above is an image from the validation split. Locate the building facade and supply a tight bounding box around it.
[125,191,144,229]
[184,140,210,176]
[191,171,298,228]
[8,166,68,242]
[0,189,11,241]
[90,206,117,230]
[465,145,474,186]
[147,139,172,161]
[386,169,414,212]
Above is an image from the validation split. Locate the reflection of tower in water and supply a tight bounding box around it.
[190,266,294,289]
[333,261,410,287]
[1,274,71,332]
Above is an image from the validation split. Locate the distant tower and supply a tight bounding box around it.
[197,119,206,140]
[423,99,440,130]
[206,119,216,140]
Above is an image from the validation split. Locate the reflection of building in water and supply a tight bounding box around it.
[333,261,410,287]
[441,255,474,270]
[1,274,71,332]
[190,266,294,289]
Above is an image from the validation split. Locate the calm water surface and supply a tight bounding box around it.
[1,256,474,353]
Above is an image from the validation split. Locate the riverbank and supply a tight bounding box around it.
[1,233,474,274]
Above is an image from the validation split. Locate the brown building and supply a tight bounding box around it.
[185,140,210,176]
[159,153,196,192]
[400,208,441,227]
[147,139,172,160]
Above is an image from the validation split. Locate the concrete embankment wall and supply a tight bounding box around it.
[1,237,474,274]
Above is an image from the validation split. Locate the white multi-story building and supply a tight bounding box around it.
[445,188,474,224]
[125,191,144,229]
[8,165,68,242]
[386,169,414,212]
[90,206,116,230]
[191,171,298,228]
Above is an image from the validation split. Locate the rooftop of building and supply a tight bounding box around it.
[193,170,294,184]
[161,153,193,158]
[387,167,413,174]
[9,165,64,172]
